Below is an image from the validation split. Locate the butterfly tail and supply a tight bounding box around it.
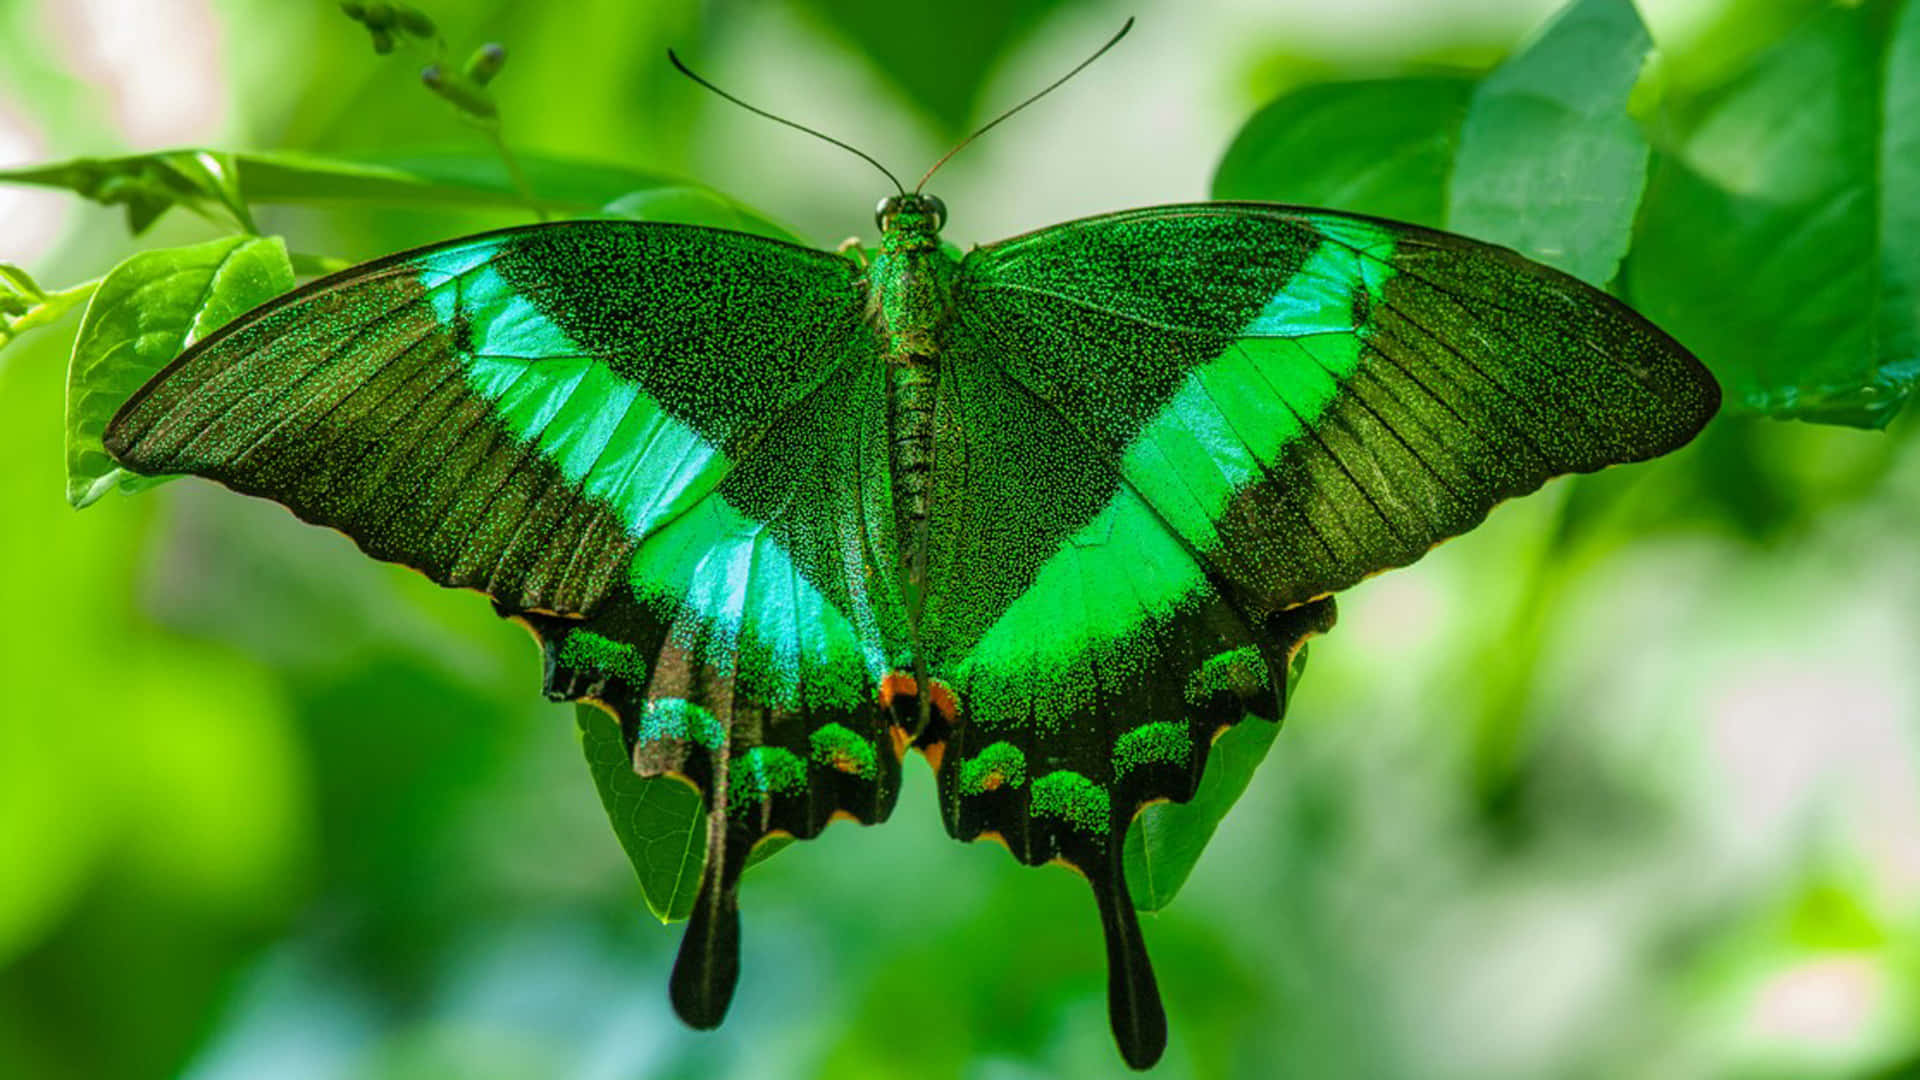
[1093,860,1167,1070]
[670,807,745,1029]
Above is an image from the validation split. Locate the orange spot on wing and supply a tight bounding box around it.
[877,671,959,723]
[974,830,1009,851]
[1048,857,1090,882]
[918,740,946,774]
[504,613,544,646]
[879,670,917,709]
[927,679,958,723]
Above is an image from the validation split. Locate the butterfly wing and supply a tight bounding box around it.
[928,202,1719,1067]
[104,220,913,1027]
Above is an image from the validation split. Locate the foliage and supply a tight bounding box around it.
[3,1,1918,1077]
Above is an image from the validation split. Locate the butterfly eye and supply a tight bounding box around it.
[925,194,947,229]
[874,197,893,232]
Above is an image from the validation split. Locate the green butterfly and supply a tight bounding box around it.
[101,35,1718,1072]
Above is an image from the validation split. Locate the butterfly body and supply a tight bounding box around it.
[867,194,956,621]
[104,193,1718,1069]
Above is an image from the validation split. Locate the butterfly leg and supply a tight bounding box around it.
[835,236,870,269]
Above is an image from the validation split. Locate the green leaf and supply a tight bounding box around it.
[1626,4,1918,428]
[1446,0,1652,286]
[1211,76,1474,227]
[1124,646,1311,913]
[791,0,1068,134]
[577,705,706,924]
[65,235,295,508]
[229,149,674,214]
[577,703,801,923]
[0,150,252,234]
[1,148,764,232]
[1878,0,1920,393]
[601,185,801,243]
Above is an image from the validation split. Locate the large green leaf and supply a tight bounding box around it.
[65,235,295,509]
[1447,0,1651,286]
[1124,646,1310,912]
[1211,76,1474,226]
[1877,0,1920,391]
[1627,3,1919,428]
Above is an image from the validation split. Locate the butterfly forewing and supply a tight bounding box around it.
[957,203,1718,615]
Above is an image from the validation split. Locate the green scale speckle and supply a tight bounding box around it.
[1029,770,1111,835]
[809,722,878,780]
[957,740,1028,795]
[1185,645,1270,704]
[558,629,648,682]
[1113,721,1192,776]
[734,746,808,803]
[637,697,725,751]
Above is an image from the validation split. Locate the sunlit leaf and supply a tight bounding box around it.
[1627,4,1918,428]
[1212,76,1474,226]
[65,236,294,508]
[1125,646,1310,912]
[1447,0,1651,285]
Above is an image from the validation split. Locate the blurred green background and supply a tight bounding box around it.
[3,0,1919,1077]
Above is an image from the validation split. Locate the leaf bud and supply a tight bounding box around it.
[396,7,436,37]
[422,65,498,119]
[464,42,507,85]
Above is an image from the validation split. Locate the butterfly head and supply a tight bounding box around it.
[875,193,947,241]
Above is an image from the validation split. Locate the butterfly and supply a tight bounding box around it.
[100,31,1720,1072]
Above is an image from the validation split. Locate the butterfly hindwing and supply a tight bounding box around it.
[105,220,916,1025]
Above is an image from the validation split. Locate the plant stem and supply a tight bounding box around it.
[0,279,99,352]
[484,124,548,222]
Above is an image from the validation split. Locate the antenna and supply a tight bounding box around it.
[668,49,907,195]
[914,17,1135,194]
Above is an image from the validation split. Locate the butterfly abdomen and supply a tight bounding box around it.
[887,357,938,594]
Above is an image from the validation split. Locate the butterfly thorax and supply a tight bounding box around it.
[865,195,958,618]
